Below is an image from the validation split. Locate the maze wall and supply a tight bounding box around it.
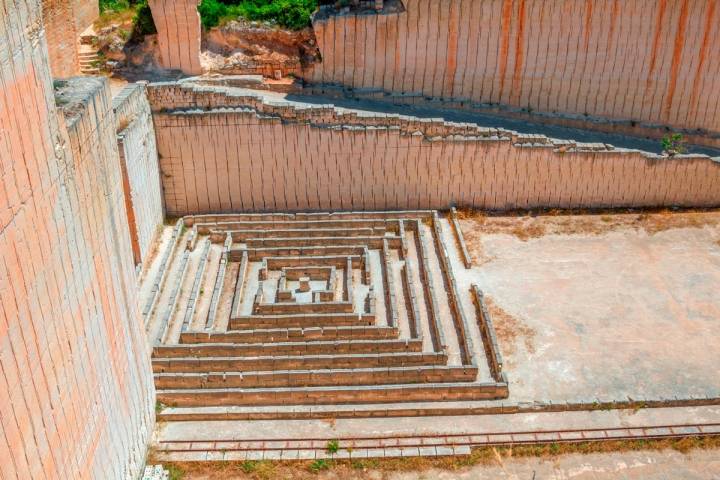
[114,82,164,267]
[305,0,720,140]
[0,2,154,477]
[144,211,507,410]
[148,83,720,215]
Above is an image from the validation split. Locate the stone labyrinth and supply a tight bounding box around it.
[146,211,508,408]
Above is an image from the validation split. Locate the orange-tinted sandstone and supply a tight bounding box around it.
[0,1,154,478]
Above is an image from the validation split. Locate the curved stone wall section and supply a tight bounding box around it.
[0,1,154,478]
[148,0,202,74]
[148,84,720,216]
[306,0,720,137]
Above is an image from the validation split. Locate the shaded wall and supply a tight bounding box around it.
[148,84,720,216]
[148,0,202,74]
[114,82,164,268]
[306,0,720,137]
[0,1,154,478]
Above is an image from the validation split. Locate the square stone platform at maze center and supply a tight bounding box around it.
[457,211,720,405]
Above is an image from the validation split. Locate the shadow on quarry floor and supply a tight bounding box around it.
[284,92,720,157]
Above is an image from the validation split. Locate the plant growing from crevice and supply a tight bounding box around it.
[325,439,340,454]
[661,133,687,156]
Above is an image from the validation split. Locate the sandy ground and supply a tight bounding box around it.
[456,210,720,404]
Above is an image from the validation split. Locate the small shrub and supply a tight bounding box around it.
[240,460,258,473]
[661,133,687,156]
[309,459,331,472]
[325,439,340,454]
[198,0,229,29]
[100,0,131,13]
[133,0,157,36]
[98,0,156,41]
[166,465,184,480]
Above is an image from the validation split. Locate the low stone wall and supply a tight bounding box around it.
[148,83,720,215]
[114,82,164,268]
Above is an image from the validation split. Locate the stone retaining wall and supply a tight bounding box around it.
[148,83,720,215]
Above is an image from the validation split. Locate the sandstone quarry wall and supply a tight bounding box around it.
[114,82,164,268]
[306,0,720,140]
[41,0,98,77]
[0,1,154,478]
[71,0,98,32]
[148,84,720,216]
[148,0,203,74]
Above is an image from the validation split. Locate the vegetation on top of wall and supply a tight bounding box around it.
[98,0,156,37]
[661,133,688,156]
[198,0,319,30]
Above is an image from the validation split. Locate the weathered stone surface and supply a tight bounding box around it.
[0,2,153,478]
[147,83,720,216]
[305,0,720,140]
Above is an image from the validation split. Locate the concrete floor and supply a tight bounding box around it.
[458,214,720,405]
[379,449,720,480]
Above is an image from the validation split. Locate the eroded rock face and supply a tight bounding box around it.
[202,20,320,75]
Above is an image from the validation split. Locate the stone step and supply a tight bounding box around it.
[195,218,398,234]
[152,351,448,373]
[225,227,386,241]
[179,325,399,344]
[246,235,401,249]
[185,211,433,226]
[153,338,424,358]
[252,300,355,315]
[229,312,373,329]
[154,365,478,389]
[156,381,508,406]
